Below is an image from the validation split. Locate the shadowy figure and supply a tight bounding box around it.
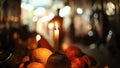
[69,16,76,42]
[90,9,110,46]
[46,51,71,68]
[101,11,110,45]
[82,55,98,68]
[0,26,18,68]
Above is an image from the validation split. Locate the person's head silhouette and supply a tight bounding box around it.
[46,51,71,68]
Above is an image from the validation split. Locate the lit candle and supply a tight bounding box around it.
[54,22,59,50]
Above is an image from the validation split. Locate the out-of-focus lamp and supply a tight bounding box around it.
[48,22,54,30]
[105,2,115,16]
[36,34,41,42]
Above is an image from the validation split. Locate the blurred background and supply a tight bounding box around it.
[0,0,120,68]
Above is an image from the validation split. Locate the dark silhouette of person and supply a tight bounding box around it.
[101,11,110,45]
[46,51,71,68]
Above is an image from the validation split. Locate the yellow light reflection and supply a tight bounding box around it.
[87,24,92,30]
[48,23,54,29]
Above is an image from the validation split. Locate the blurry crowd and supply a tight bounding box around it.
[0,25,105,68]
[18,45,101,68]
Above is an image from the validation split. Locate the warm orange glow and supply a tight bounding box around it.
[87,24,92,30]
[27,62,45,68]
[32,48,53,64]
[54,30,59,40]
[62,43,69,51]
[55,22,58,29]
[54,22,59,50]
[13,32,18,40]
[54,22,59,40]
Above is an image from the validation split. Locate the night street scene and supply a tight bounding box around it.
[0,0,120,68]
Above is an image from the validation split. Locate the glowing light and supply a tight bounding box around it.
[87,24,92,30]
[32,48,53,64]
[41,16,49,22]
[106,2,115,15]
[107,2,115,9]
[55,22,59,29]
[30,0,53,7]
[47,12,55,20]
[34,7,46,16]
[62,43,69,51]
[48,23,54,29]
[36,34,41,42]
[60,6,71,17]
[41,12,55,22]
[54,22,59,50]
[77,8,83,14]
[21,3,34,10]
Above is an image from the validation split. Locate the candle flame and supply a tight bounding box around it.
[55,22,58,29]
